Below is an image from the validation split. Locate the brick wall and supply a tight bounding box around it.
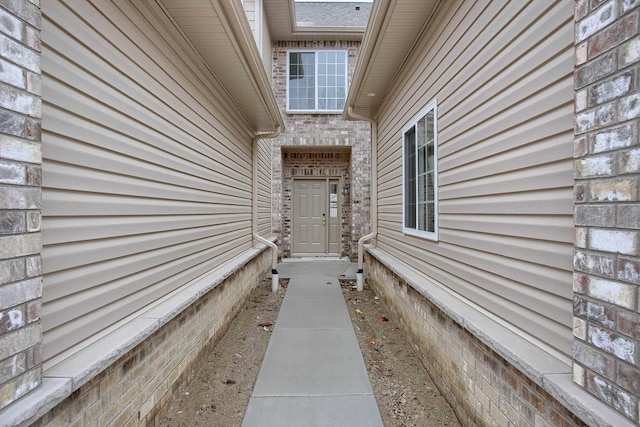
[366,253,588,427]
[573,0,640,422]
[0,0,42,410]
[282,151,352,257]
[271,41,371,259]
[30,249,270,427]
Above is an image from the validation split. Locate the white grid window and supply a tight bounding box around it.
[287,50,347,113]
[403,100,438,240]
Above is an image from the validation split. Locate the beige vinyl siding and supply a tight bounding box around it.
[375,1,574,358]
[257,138,273,237]
[260,1,274,81]
[244,0,257,29]
[42,1,256,364]
[243,0,273,77]
[243,0,260,51]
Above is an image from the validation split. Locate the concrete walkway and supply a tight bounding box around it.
[242,259,384,427]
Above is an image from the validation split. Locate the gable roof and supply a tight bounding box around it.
[158,0,284,133]
[344,0,439,118]
[264,0,370,41]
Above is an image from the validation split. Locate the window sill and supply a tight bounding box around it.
[402,227,438,241]
[286,110,343,115]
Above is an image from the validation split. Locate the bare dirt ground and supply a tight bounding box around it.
[342,280,460,427]
[159,278,461,427]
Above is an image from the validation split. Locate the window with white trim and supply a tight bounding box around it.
[403,100,438,239]
[287,50,348,113]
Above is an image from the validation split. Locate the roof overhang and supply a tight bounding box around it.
[344,0,440,120]
[264,0,368,41]
[157,0,284,133]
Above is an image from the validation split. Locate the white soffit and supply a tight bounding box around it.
[346,0,438,118]
[158,0,283,133]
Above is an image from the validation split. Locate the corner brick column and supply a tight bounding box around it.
[0,0,43,410]
[573,0,640,422]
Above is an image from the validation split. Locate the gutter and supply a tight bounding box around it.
[346,107,377,291]
[253,127,281,292]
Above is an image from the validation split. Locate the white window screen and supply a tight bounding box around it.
[287,50,347,112]
[403,100,438,239]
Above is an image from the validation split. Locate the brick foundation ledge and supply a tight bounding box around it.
[0,244,272,427]
[364,246,634,427]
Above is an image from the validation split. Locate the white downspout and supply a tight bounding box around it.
[347,107,377,291]
[253,127,281,292]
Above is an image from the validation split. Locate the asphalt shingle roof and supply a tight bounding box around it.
[295,2,372,28]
